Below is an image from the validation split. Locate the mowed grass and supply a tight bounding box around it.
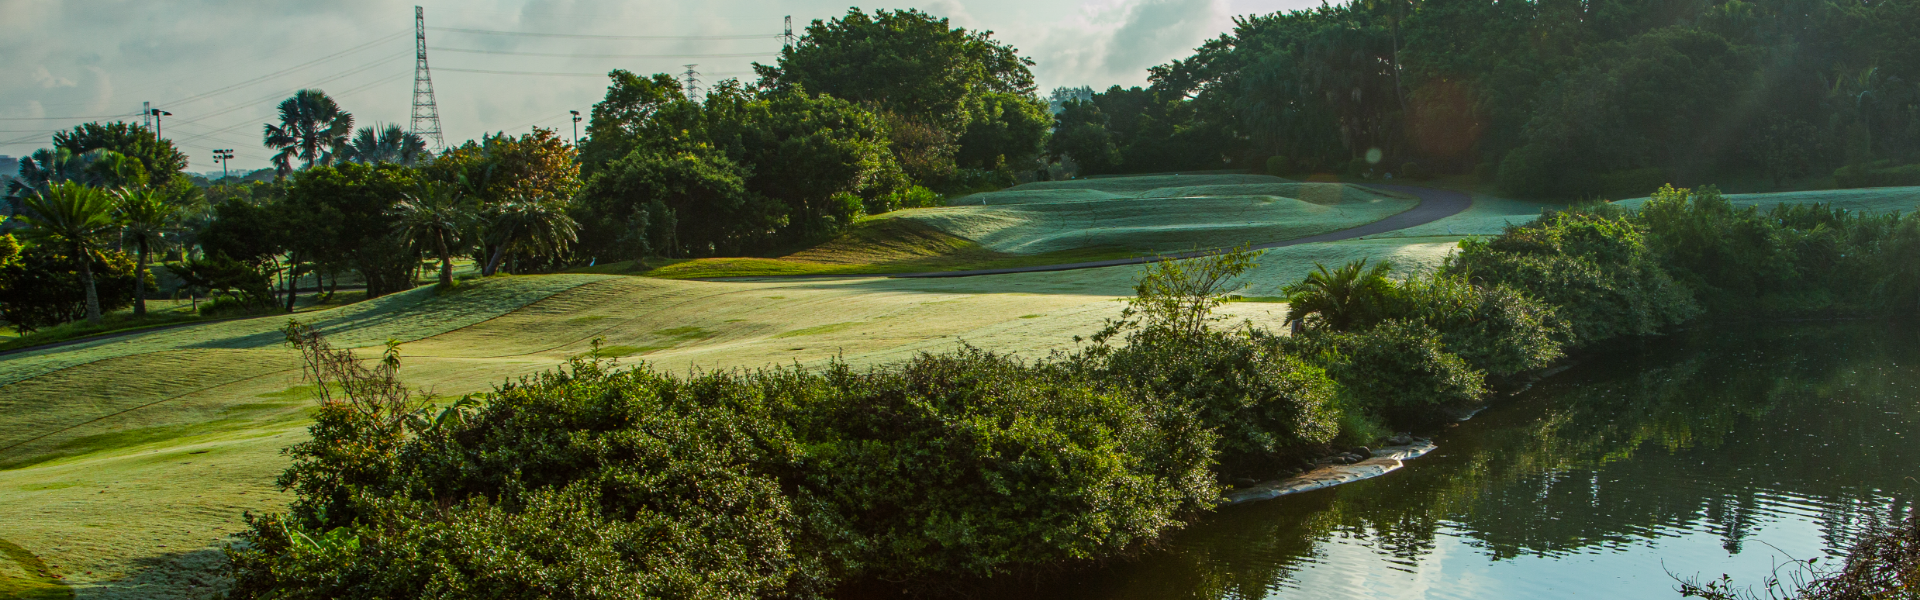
[604,218,1138,279]
[911,175,1418,255]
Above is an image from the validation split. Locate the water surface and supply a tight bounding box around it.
[1046,322,1920,599]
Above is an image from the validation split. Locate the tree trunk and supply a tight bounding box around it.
[437,235,454,287]
[80,251,102,324]
[285,254,299,312]
[133,245,149,318]
[485,243,507,276]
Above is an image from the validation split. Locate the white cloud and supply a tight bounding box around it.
[31,66,74,88]
[1025,0,1232,92]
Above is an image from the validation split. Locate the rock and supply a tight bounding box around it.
[1388,433,1413,446]
[1231,477,1258,487]
[1350,446,1372,457]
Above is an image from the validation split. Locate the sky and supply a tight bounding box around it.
[0,0,1323,173]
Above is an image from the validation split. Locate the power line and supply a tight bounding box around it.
[0,114,139,121]
[159,30,409,109]
[428,26,780,41]
[431,47,776,59]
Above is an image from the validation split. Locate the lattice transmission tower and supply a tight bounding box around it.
[682,64,701,103]
[784,16,794,48]
[409,5,446,151]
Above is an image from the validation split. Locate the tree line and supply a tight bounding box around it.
[0,8,1051,334]
[1049,0,1920,197]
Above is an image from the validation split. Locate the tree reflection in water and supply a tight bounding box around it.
[1000,323,1919,600]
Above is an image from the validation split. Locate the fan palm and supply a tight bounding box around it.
[114,186,179,317]
[1282,259,1394,333]
[392,182,473,286]
[483,197,577,276]
[343,124,430,166]
[263,89,354,177]
[16,181,120,324]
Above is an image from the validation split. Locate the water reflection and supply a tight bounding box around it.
[1036,322,1920,599]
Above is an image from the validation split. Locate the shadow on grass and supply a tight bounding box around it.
[0,537,73,600]
[86,545,232,600]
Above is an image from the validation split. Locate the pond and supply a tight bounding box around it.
[1033,322,1920,599]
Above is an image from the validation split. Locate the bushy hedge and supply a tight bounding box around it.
[228,333,1217,599]
[1834,161,1920,189]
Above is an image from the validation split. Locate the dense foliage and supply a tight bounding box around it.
[1051,0,1920,195]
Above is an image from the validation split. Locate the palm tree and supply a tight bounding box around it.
[1282,259,1394,333]
[392,182,473,286]
[114,186,179,317]
[483,197,577,276]
[16,181,119,324]
[342,124,430,166]
[263,89,354,177]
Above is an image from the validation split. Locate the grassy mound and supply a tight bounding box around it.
[624,218,1136,279]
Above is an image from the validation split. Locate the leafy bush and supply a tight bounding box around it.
[1098,330,1339,471]
[1448,208,1698,345]
[789,349,1218,580]
[1834,161,1920,189]
[1309,320,1488,425]
[230,326,1217,597]
[0,242,144,333]
[1379,274,1566,377]
[1265,155,1290,175]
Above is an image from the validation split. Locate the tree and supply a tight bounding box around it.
[283,163,418,299]
[1283,259,1395,333]
[14,182,120,323]
[52,121,188,188]
[113,186,179,317]
[756,8,1044,186]
[484,198,577,276]
[263,89,355,177]
[341,124,430,166]
[391,181,472,286]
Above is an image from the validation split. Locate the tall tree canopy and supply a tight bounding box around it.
[755,8,1048,186]
[1059,0,1920,198]
[51,122,188,188]
[263,89,355,177]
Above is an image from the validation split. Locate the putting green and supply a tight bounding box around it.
[905,176,1417,255]
[0,185,1550,599]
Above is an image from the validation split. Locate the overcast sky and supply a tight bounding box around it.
[0,0,1321,173]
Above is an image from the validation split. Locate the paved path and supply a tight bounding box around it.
[711,184,1472,281]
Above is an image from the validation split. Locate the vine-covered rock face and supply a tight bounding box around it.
[226,347,1221,599]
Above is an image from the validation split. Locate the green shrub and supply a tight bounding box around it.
[1596,167,1671,199]
[1099,330,1340,470]
[1381,274,1566,377]
[231,326,1217,597]
[0,242,145,334]
[1265,155,1290,175]
[1834,161,1920,189]
[788,349,1218,580]
[1448,208,1698,345]
[1310,320,1487,425]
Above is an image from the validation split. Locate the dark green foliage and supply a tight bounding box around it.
[0,243,142,333]
[1097,331,1339,470]
[1059,0,1920,187]
[197,198,284,266]
[757,8,1046,186]
[51,121,189,188]
[1834,161,1920,189]
[791,350,1217,580]
[1449,208,1699,345]
[283,162,419,297]
[168,253,274,306]
[1311,320,1488,423]
[230,326,1218,597]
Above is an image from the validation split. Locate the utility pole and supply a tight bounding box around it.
[569,110,582,146]
[409,6,447,151]
[682,65,701,103]
[142,101,152,131]
[784,16,794,48]
[149,108,171,139]
[213,149,234,180]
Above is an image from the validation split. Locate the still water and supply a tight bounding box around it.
[1053,322,1919,599]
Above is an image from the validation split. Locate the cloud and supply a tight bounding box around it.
[31,66,74,88]
[1026,0,1231,91]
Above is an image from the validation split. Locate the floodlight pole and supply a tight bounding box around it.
[150,108,171,139]
[213,149,235,180]
[569,110,581,146]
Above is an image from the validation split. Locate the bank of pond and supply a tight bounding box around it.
[225,186,1920,599]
